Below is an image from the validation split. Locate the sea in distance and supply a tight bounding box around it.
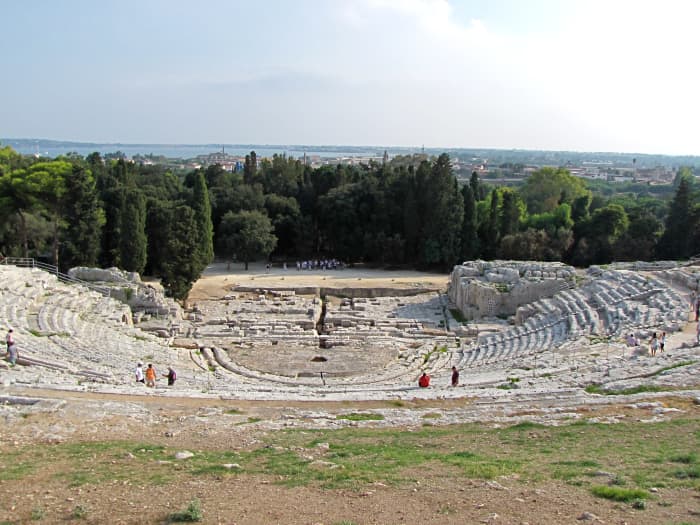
[5,139,396,160]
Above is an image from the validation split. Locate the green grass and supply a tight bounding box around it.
[71,504,88,519]
[4,417,700,493]
[224,408,244,415]
[235,416,262,425]
[0,458,36,480]
[590,485,649,502]
[168,499,202,522]
[336,413,385,421]
[649,360,696,377]
[585,384,670,395]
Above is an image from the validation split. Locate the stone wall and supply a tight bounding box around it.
[448,260,575,320]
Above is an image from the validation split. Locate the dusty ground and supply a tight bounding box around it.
[187,262,449,301]
[2,263,700,524]
[1,387,699,524]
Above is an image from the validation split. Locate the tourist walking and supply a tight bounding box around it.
[164,366,177,386]
[6,329,14,352]
[659,332,666,353]
[145,363,156,387]
[649,332,659,357]
[135,362,145,384]
[451,366,459,387]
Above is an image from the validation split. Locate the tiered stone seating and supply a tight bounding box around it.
[0,265,178,384]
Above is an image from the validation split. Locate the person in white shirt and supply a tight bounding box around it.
[135,362,145,383]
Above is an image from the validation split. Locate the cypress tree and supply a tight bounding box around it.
[119,189,147,273]
[61,165,103,270]
[461,184,479,260]
[420,154,463,269]
[657,175,693,259]
[191,172,214,272]
[484,189,500,259]
[499,189,520,238]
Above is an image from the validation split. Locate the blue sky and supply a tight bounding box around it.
[2,0,699,154]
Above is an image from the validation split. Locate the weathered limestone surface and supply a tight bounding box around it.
[2,260,698,402]
[449,261,576,320]
[68,266,181,319]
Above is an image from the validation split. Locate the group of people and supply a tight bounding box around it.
[134,362,176,387]
[295,259,345,271]
[625,331,666,356]
[417,367,460,388]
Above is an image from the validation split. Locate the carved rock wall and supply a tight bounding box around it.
[448,260,576,320]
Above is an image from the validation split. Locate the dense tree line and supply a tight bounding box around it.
[1,145,699,301]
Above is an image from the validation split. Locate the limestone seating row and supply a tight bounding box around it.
[1,266,175,383]
[200,336,447,389]
[588,275,687,335]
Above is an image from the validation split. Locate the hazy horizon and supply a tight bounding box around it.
[6,137,700,160]
[3,1,699,156]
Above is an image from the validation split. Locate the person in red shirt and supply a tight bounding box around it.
[418,372,430,388]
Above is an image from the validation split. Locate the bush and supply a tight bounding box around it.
[169,499,203,522]
[590,485,648,502]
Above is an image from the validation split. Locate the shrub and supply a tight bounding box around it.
[590,485,648,502]
[169,499,202,522]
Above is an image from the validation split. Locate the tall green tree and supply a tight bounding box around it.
[519,167,590,214]
[481,189,500,259]
[119,189,147,273]
[243,151,258,185]
[419,154,463,269]
[158,205,200,300]
[26,160,71,266]
[0,168,37,257]
[460,184,479,261]
[470,171,485,200]
[61,165,104,270]
[190,172,214,272]
[264,193,301,257]
[657,172,695,259]
[499,188,523,238]
[218,210,277,270]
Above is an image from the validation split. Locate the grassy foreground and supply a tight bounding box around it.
[2,418,699,496]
